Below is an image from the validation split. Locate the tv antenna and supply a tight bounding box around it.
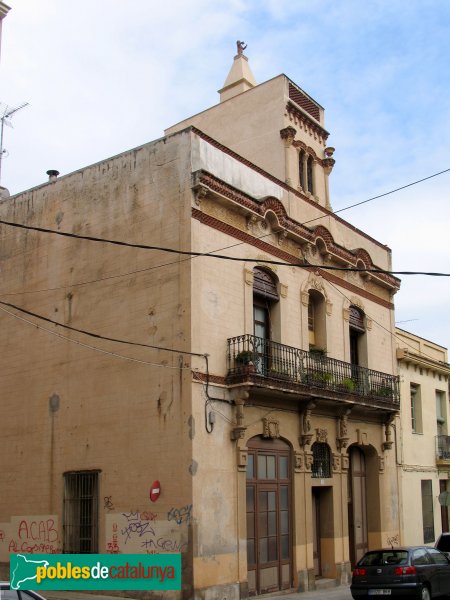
[0,101,29,185]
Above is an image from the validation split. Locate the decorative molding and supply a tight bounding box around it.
[305,452,313,471]
[280,284,288,298]
[294,452,304,472]
[343,308,350,322]
[316,428,328,443]
[191,204,398,307]
[332,454,341,473]
[341,455,350,471]
[262,417,280,439]
[300,402,315,447]
[244,268,254,286]
[237,449,248,471]
[280,126,297,146]
[379,457,385,472]
[357,429,368,446]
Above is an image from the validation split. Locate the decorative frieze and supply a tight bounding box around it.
[262,417,280,439]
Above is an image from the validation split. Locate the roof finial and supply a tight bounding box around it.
[236,40,247,56]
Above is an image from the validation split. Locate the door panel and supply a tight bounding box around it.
[246,437,292,596]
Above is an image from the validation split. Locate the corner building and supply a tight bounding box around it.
[0,50,401,598]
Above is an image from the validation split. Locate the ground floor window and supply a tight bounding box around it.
[63,471,99,553]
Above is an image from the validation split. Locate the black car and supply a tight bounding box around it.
[350,546,450,599]
[435,532,450,559]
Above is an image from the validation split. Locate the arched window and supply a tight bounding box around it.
[311,442,331,479]
[308,290,326,350]
[299,150,306,190]
[349,305,366,367]
[253,268,279,374]
[307,156,314,194]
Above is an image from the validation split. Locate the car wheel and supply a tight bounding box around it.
[420,586,430,600]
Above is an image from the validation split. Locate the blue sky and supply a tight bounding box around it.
[1,0,449,349]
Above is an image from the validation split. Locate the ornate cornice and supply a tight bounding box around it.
[192,170,400,294]
[191,127,392,253]
[286,101,330,145]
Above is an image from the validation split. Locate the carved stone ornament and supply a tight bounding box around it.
[263,417,280,439]
[278,230,288,246]
[316,428,328,443]
[343,308,350,322]
[237,449,248,471]
[336,410,351,450]
[300,403,315,447]
[379,457,385,472]
[341,455,350,471]
[280,126,297,146]
[305,453,313,471]
[231,426,247,441]
[332,454,341,473]
[382,415,395,451]
[294,452,304,472]
[194,184,209,206]
[280,283,288,298]
[244,268,254,286]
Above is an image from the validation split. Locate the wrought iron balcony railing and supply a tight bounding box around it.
[436,435,450,461]
[226,334,400,406]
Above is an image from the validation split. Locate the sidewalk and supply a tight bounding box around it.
[44,585,352,600]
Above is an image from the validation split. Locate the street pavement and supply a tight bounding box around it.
[44,585,352,600]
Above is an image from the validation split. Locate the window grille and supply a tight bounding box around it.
[311,443,331,478]
[64,471,99,553]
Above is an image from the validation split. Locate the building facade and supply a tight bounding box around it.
[396,328,450,546]
[0,50,402,598]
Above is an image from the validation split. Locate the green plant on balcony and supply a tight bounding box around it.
[372,385,393,398]
[235,350,256,365]
[339,377,355,392]
[268,366,292,381]
[305,370,332,386]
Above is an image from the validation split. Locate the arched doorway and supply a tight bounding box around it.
[246,436,292,595]
[348,446,368,566]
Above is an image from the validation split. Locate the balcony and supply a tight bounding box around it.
[226,334,400,410]
[436,435,450,463]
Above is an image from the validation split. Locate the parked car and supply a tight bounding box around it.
[0,582,46,600]
[350,546,450,599]
[435,532,450,558]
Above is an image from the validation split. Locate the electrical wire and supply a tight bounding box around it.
[0,299,206,359]
[0,304,193,369]
[0,218,448,277]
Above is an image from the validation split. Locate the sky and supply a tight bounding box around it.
[1,0,449,350]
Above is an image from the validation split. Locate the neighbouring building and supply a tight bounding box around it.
[396,328,450,546]
[0,1,10,62]
[0,46,402,597]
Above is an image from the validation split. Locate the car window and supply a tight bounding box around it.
[413,548,432,565]
[358,551,409,566]
[428,548,450,565]
[437,535,450,552]
[0,591,19,600]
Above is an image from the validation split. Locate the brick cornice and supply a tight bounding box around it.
[190,127,393,253]
[193,170,400,293]
[192,206,395,309]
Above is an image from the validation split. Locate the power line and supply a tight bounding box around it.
[0,299,206,359]
[300,167,450,226]
[0,217,447,277]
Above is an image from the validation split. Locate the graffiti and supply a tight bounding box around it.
[18,518,58,543]
[140,511,157,522]
[167,504,192,525]
[387,534,400,548]
[122,511,140,522]
[104,496,115,511]
[106,513,187,555]
[121,521,155,543]
[141,538,188,553]
[106,522,120,554]
[0,530,4,542]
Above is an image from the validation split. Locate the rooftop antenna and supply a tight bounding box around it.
[0,101,29,185]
